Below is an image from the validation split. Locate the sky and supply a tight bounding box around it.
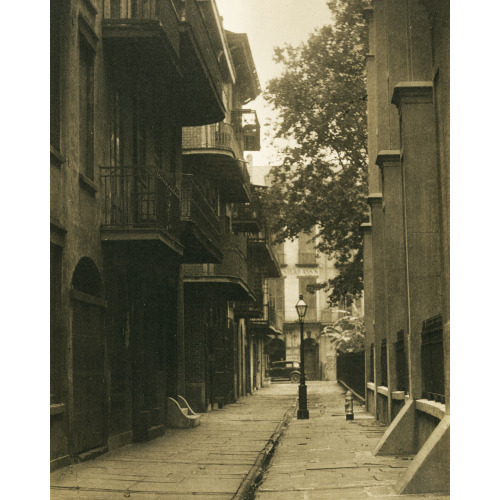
[216,0,333,182]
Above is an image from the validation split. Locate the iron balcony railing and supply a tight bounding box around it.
[183,233,249,285]
[232,197,262,224]
[179,174,221,251]
[182,122,244,160]
[100,165,181,241]
[103,0,181,55]
[181,0,224,99]
[232,109,261,151]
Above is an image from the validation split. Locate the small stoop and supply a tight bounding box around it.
[166,395,201,428]
[75,445,108,463]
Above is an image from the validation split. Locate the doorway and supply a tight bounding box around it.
[71,258,106,454]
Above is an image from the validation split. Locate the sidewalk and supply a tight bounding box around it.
[254,381,450,500]
[50,383,297,499]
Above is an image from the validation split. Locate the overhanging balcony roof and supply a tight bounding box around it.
[102,1,183,85]
[183,233,255,301]
[182,123,251,203]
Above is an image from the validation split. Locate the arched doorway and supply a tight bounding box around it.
[304,337,320,380]
[71,257,106,455]
[265,337,286,364]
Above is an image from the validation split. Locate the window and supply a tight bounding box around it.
[298,277,317,321]
[79,37,95,179]
[110,89,122,167]
[298,232,316,266]
[275,242,286,266]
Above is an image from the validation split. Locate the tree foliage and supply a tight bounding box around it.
[263,0,369,306]
[322,316,366,354]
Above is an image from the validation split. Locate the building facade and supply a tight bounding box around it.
[266,230,362,381]
[361,0,449,494]
[50,0,274,471]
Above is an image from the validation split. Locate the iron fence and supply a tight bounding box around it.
[337,351,365,397]
[421,314,445,403]
[395,330,408,392]
[380,338,388,386]
[369,343,374,382]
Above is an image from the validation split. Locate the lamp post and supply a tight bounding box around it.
[295,295,309,419]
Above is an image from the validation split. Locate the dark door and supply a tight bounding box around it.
[72,300,105,453]
[210,325,234,405]
[304,339,319,380]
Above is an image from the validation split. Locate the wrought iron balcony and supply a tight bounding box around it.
[100,165,182,254]
[183,233,254,301]
[179,0,226,125]
[183,122,244,159]
[102,0,182,80]
[180,174,222,263]
[182,123,251,203]
[232,109,261,151]
[232,196,263,233]
[248,225,282,279]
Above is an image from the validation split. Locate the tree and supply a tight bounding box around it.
[263,0,369,306]
[322,316,366,354]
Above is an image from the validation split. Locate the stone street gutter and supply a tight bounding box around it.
[233,398,298,499]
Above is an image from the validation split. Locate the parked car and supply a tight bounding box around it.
[268,360,301,383]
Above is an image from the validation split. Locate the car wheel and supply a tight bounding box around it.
[290,373,300,383]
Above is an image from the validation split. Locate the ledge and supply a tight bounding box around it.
[79,172,98,195]
[391,81,434,108]
[376,150,401,170]
[50,403,66,416]
[362,6,374,20]
[367,382,375,391]
[415,399,446,420]
[367,193,382,206]
[391,390,406,400]
[377,385,389,397]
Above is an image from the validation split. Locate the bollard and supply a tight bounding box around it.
[345,390,354,420]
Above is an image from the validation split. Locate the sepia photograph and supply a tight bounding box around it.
[43,0,463,497]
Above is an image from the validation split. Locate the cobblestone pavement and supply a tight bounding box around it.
[254,381,450,500]
[50,383,297,499]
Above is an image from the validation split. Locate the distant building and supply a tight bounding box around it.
[270,230,363,381]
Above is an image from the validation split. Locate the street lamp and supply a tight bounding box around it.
[295,295,309,419]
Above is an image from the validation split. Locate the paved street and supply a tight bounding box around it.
[51,382,450,499]
[254,382,450,500]
[50,383,297,499]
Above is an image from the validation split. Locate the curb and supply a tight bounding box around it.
[233,398,298,500]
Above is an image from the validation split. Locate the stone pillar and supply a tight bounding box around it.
[377,150,408,421]
[176,264,185,396]
[392,82,442,400]
[368,193,387,422]
[361,222,373,407]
